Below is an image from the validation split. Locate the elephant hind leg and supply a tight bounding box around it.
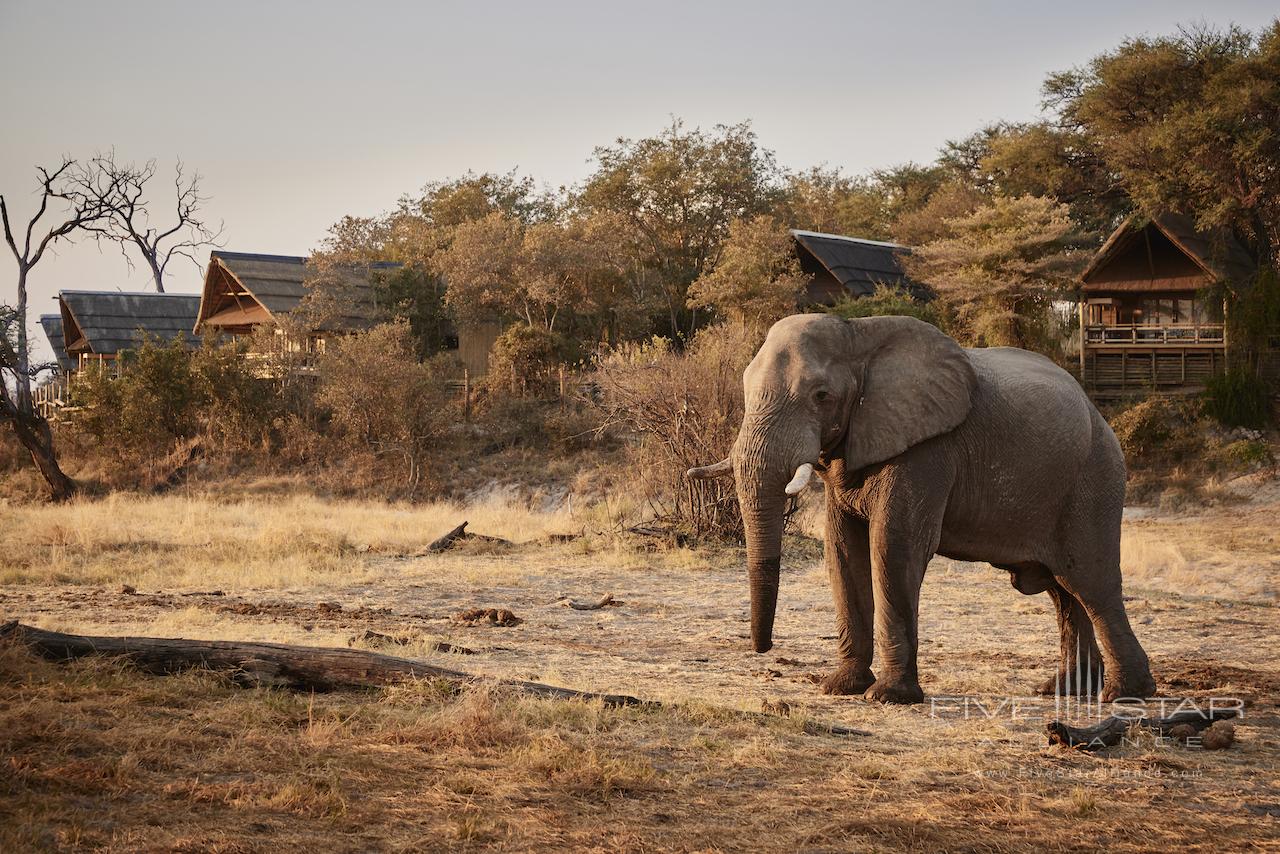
[1054,511,1156,700]
[1037,581,1105,696]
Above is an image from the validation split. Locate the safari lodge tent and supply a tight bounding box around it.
[56,291,201,371]
[1079,214,1255,394]
[195,250,499,378]
[789,229,930,305]
[193,250,395,356]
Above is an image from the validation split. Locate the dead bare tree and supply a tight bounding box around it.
[79,151,224,293]
[0,158,119,499]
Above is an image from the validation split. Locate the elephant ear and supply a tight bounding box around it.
[843,316,977,473]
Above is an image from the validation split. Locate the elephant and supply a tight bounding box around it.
[687,313,1156,704]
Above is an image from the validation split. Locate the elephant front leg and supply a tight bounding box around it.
[820,506,875,696]
[863,519,931,704]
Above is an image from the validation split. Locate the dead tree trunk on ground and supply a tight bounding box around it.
[1,621,869,737]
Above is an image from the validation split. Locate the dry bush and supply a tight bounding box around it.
[58,337,278,491]
[595,322,762,538]
[1108,396,1206,461]
[315,322,458,498]
[1107,395,1277,504]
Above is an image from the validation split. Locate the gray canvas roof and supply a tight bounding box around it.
[790,230,930,299]
[39,314,74,372]
[204,250,399,332]
[59,291,201,355]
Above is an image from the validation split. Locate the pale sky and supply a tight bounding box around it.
[3,0,1277,363]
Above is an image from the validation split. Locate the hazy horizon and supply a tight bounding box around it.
[3,0,1277,363]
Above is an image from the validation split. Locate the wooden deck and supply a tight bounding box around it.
[1081,323,1228,395]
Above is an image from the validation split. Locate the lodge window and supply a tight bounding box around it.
[1087,296,1202,326]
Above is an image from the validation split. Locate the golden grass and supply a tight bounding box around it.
[1120,479,1278,603]
[0,491,581,589]
[2,646,1275,853]
[3,482,1278,850]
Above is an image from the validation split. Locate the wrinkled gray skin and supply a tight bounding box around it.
[689,313,1157,704]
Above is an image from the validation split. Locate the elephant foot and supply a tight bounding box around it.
[1036,667,1106,697]
[863,678,924,705]
[820,662,875,696]
[1099,670,1157,703]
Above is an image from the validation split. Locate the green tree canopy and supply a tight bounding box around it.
[904,194,1090,353]
[577,119,782,335]
[686,215,807,326]
[1045,22,1280,265]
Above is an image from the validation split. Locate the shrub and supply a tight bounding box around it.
[1203,366,1271,429]
[826,286,944,328]
[595,322,762,539]
[315,322,456,497]
[485,323,574,396]
[1207,438,1274,474]
[1108,396,1204,461]
[70,336,274,457]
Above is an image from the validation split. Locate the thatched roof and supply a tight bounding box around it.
[1081,213,1257,293]
[195,250,398,334]
[58,291,201,357]
[790,230,930,301]
[39,314,74,372]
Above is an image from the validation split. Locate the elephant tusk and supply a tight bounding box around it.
[784,463,814,495]
[686,457,733,480]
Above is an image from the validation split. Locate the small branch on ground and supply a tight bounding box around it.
[352,629,476,655]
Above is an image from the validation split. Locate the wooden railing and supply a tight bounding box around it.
[1083,323,1225,346]
[32,376,72,420]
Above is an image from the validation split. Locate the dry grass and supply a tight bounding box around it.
[2,479,1278,851]
[0,491,581,590]
[1121,471,1279,603]
[2,645,1276,853]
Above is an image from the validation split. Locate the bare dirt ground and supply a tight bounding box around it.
[2,478,1278,851]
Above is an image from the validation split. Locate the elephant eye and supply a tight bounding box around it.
[814,390,830,403]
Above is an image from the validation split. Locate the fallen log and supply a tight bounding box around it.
[567,593,616,611]
[425,521,513,553]
[426,521,470,552]
[0,620,641,703]
[1046,708,1240,751]
[0,621,869,738]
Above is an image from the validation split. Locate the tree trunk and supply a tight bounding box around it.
[149,255,165,293]
[14,266,31,412]
[11,409,76,501]
[4,265,75,501]
[0,620,650,701]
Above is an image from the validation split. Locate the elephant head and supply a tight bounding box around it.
[687,314,977,653]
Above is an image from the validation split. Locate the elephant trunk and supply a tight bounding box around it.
[742,491,786,653]
[733,409,821,654]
